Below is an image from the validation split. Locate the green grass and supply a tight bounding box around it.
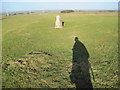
[2,12,118,88]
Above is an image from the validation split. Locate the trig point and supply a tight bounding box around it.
[55,15,62,29]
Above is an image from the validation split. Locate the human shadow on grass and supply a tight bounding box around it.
[70,37,93,89]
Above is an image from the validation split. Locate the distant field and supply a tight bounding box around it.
[2,12,118,88]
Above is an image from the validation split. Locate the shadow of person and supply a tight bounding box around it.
[70,37,93,89]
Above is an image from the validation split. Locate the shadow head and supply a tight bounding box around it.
[74,37,79,41]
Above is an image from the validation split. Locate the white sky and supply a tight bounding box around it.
[2,0,120,2]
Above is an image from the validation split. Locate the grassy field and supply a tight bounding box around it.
[2,12,118,88]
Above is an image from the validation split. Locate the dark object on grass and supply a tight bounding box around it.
[62,21,64,26]
[6,64,10,66]
[17,60,23,64]
[29,51,52,56]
